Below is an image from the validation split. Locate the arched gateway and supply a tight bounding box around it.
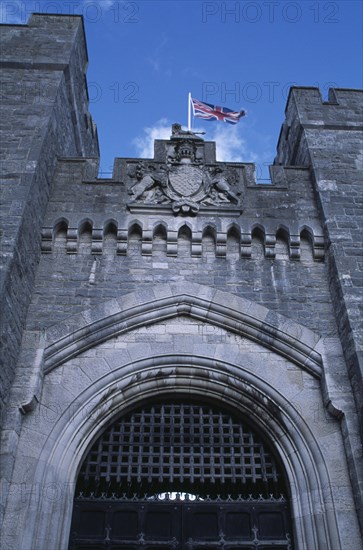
[68,400,293,548]
[3,286,358,550]
[1,13,363,550]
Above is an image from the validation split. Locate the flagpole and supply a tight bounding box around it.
[188,92,191,131]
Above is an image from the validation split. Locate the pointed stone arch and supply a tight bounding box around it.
[3,284,359,549]
[43,283,322,377]
[18,355,340,550]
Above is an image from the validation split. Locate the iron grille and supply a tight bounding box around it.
[77,402,285,499]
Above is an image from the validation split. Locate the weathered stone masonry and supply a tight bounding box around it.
[32,155,331,336]
[0,13,362,550]
[0,14,99,420]
[275,87,363,442]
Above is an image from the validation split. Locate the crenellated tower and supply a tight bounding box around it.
[275,86,363,441]
[0,14,99,420]
[1,14,362,550]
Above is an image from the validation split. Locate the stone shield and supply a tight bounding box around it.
[168,165,204,197]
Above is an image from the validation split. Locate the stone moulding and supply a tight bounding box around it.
[43,291,322,378]
[127,204,243,216]
[41,219,325,260]
[24,357,340,550]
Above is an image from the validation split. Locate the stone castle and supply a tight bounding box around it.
[1,13,362,550]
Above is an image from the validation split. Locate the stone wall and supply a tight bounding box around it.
[2,283,362,549]
[275,86,363,441]
[21,158,332,339]
[0,14,99,421]
[1,13,362,547]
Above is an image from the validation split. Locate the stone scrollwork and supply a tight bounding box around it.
[203,166,240,205]
[128,137,242,215]
[128,162,168,203]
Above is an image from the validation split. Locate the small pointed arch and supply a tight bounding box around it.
[275,225,290,260]
[128,221,143,256]
[251,223,265,240]
[227,223,241,258]
[202,224,217,238]
[104,219,118,236]
[177,220,193,236]
[202,224,216,257]
[178,223,192,257]
[153,222,167,255]
[79,218,93,235]
[53,218,69,252]
[53,217,69,237]
[227,222,241,238]
[153,222,167,238]
[78,218,93,255]
[251,223,265,260]
[300,225,314,245]
[103,219,118,256]
[300,225,315,263]
[178,223,193,239]
[128,220,143,237]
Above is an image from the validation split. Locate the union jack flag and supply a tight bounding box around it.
[191,97,246,125]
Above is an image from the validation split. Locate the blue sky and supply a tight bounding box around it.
[1,0,362,179]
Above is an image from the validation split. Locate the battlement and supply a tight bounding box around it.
[1,12,363,550]
[283,86,363,126]
[0,12,98,424]
[0,13,88,69]
[275,86,363,166]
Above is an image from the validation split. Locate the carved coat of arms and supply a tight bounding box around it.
[169,165,203,197]
[128,135,242,215]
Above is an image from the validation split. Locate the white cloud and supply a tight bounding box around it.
[209,125,274,180]
[132,118,172,158]
[209,125,257,163]
[132,119,272,181]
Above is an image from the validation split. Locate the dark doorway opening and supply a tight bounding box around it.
[69,401,293,549]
